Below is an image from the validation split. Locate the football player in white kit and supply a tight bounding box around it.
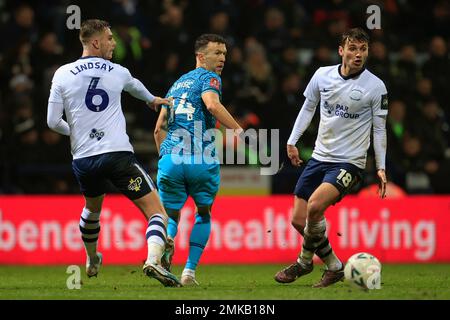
[274,28,388,288]
[47,19,181,287]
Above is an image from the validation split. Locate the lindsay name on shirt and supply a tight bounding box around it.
[70,61,114,75]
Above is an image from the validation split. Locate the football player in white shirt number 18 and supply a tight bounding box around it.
[47,19,181,287]
[274,28,388,288]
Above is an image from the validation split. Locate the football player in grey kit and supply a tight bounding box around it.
[274,28,388,288]
[47,19,181,287]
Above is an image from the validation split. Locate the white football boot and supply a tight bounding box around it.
[86,252,102,278]
[181,269,199,286]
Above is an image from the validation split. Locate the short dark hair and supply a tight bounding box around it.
[79,19,110,45]
[194,34,227,53]
[340,28,370,47]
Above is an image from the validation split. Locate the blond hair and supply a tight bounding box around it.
[79,19,110,45]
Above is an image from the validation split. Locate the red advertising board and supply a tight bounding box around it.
[0,195,449,264]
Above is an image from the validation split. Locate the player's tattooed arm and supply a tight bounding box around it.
[202,91,242,132]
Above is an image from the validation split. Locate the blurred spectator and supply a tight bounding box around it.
[13,123,41,165]
[40,128,71,165]
[325,18,349,47]
[221,46,246,106]
[31,32,64,105]
[413,78,434,113]
[274,46,302,79]
[304,44,334,80]
[392,0,428,45]
[429,0,450,37]
[277,0,309,46]
[307,0,353,49]
[151,52,184,98]
[238,39,276,125]
[311,0,352,29]
[208,10,237,47]
[39,127,74,194]
[367,41,391,88]
[1,4,39,52]
[390,44,420,96]
[112,16,147,76]
[386,99,407,188]
[156,4,193,71]
[401,135,433,194]
[417,100,447,160]
[1,39,33,92]
[257,7,291,65]
[5,74,35,120]
[9,112,42,193]
[422,36,450,107]
[111,0,149,37]
[409,99,449,193]
[268,73,304,143]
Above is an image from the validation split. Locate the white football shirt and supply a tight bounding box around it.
[304,65,388,169]
[48,56,147,159]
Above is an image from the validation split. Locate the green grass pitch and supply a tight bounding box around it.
[0,264,449,300]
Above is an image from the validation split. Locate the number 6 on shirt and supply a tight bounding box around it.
[85,77,109,112]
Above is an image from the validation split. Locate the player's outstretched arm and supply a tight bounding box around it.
[285,98,317,167]
[147,97,173,112]
[154,107,168,154]
[202,91,242,132]
[286,98,317,147]
[373,114,387,198]
[123,76,172,111]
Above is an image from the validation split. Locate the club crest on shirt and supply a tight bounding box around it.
[128,177,142,192]
[350,89,363,101]
[209,78,220,90]
[324,101,334,114]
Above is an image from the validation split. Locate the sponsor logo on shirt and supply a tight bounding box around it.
[128,177,142,192]
[210,78,220,90]
[89,128,104,141]
[324,101,360,119]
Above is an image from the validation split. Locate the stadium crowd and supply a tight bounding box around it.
[0,0,449,195]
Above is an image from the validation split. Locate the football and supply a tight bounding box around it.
[344,252,382,290]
